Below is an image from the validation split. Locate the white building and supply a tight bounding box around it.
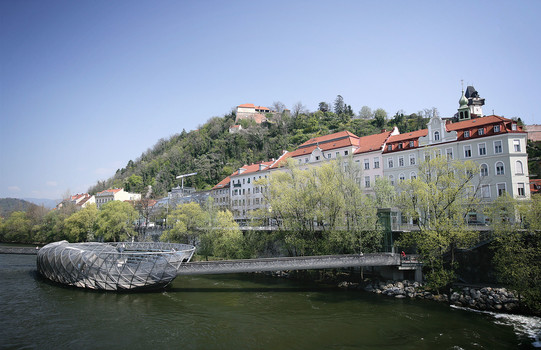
[382,88,530,223]
[95,189,141,209]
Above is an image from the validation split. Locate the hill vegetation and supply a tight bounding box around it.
[88,97,432,197]
[0,198,34,218]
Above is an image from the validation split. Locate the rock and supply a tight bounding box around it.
[450,292,460,302]
[364,284,374,292]
[495,304,502,310]
[395,294,406,299]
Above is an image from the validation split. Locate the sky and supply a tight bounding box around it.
[1,0,540,200]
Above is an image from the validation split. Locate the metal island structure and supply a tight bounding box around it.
[37,241,196,291]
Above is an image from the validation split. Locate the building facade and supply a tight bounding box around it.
[95,189,141,209]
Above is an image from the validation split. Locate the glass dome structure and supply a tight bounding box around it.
[37,241,195,291]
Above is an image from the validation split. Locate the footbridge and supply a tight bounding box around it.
[177,253,401,276]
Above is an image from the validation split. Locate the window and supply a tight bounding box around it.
[389,175,395,186]
[464,130,470,138]
[518,183,525,197]
[494,141,502,154]
[512,123,517,131]
[410,155,416,165]
[481,185,490,198]
[344,150,349,155]
[409,141,414,147]
[374,157,380,169]
[388,144,392,151]
[478,128,484,136]
[514,140,521,152]
[516,160,524,175]
[434,131,440,141]
[365,176,370,188]
[478,143,486,156]
[496,162,505,175]
[410,172,417,179]
[327,154,332,159]
[305,158,309,163]
[247,178,250,183]
[494,125,500,133]
[336,152,339,157]
[464,145,472,158]
[497,183,506,197]
[315,156,320,161]
[364,159,370,170]
[425,153,431,162]
[399,173,405,181]
[480,164,488,177]
[446,148,453,159]
[388,158,394,168]
[399,156,404,167]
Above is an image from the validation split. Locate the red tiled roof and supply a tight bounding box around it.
[97,188,122,194]
[231,161,275,176]
[445,115,511,131]
[530,179,541,195]
[297,131,359,148]
[212,176,231,190]
[354,130,394,154]
[386,129,428,143]
[238,103,255,108]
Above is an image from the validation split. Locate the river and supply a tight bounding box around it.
[1,253,539,349]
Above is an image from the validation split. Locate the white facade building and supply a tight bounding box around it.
[382,89,530,223]
[95,189,141,209]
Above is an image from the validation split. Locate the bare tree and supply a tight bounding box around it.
[292,101,307,117]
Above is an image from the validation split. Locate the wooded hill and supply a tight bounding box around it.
[0,198,34,218]
[88,100,434,197]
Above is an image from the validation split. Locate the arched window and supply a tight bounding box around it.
[496,161,505,175]
[410,172,417,179]
[399,173,405,182]
[434,131,440,141]
[515,160,524,175]
[480,164,488,177]
[389,175,395,186]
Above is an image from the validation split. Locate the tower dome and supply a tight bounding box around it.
[459,90,468,107]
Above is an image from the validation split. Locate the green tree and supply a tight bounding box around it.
[161,202,206,245]
[333,95,345,115]
[96,201,138,242]
[205,210,243,259]
[373,108,387,128]
[1,211,31,243]
[358,106,373,119]
[374,177,396,208]
[397,156,481,291]
[64,204,99,242]
[124,174,144,193]
[487,194,541,313]
[257,158,380,256]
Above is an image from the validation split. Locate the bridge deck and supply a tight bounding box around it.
[177,253,400,275]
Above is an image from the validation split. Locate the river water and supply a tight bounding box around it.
[1,254,539,349]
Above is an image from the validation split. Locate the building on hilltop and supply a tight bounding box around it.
[95,189,141,209]
[236,103,271,124]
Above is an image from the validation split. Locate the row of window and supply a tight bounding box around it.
[386,140,522,169]
[479,183,526,198]
[233,187,265,196]
[232,198,264,207]
[433,124,506,142]
[299,150,351,163]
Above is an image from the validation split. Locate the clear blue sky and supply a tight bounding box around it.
[1,0,540,200]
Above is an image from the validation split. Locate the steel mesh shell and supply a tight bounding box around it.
[37,241,195,291]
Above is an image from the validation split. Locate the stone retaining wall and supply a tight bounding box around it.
[338,279,521,313]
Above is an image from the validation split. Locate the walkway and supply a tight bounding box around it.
[177,253,400,275]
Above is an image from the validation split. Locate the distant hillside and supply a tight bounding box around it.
[88,100,432,198]
[0,198,34,218]
[23,198,60,209]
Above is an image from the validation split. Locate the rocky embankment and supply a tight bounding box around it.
[338,280,521,313]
